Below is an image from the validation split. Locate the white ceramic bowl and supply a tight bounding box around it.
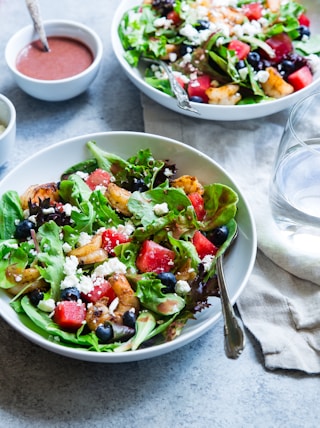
[0,94,16,168]
[111,0,320,121]
[0,131,256,362]
[5,20,103,102]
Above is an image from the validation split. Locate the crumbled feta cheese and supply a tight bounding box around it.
[42,207,55,215]
[116,223,135,237]
[62,203,74,216]
[63,255,79,276]
[62,242,72,253]
[164,167,174,177]
[28,215,37,224]
[76,170,89,180]
[38,298,56,313]
[153,202,169,216]
[175,280,191,295]
[179,24,201,43]
[60,273,79,289]
[202,254,215,272]
[93,258,127,277]
[77,275,94,294]
[255,70,269,83]
[95,185,107,193]
[77,232,92,247]
[169,52,177,62]
[154,16,172,29]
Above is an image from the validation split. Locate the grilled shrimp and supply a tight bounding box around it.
[206,84,242,105]
[171,175,204,195]
[108,274,140,322]
[20,183,59,210]
[68,234,108,265]
[86,297,111,331]
[105,183,132,216]
[261,67,294,98]
[5,265,46,295]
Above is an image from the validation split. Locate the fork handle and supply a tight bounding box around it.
[216,255,245,359]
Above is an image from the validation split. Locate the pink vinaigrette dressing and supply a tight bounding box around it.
[16,36,94,80]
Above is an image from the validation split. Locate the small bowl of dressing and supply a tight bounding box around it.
[5,20,103,101]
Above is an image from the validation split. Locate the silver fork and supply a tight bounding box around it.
[141,57,200,115]
[216,229,245,359]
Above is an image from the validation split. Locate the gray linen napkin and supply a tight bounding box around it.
[141,94,320,374]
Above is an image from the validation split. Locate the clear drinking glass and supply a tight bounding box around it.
[269,92,320,240]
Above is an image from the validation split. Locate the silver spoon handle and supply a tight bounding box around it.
[25,0,50,52]
[217,255,245,359]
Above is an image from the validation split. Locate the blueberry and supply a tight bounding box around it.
[14,219,35,239]
[96,323,113,343]
[297,25,311,40]
[180,43,194,56]
[196,19,210,31]
[60,287,81,301]
[132,178,148,192]
[122,310,137,329]
[235,60,246,70]
[157,272,177,293]
[207,225,229,247]
[29,289,44,306]
[189,96,204,103]
[247,52,261,69]
[279,59,295,75]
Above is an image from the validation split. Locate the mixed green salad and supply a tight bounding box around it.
[118,0,320,105]
[0,141,239,352]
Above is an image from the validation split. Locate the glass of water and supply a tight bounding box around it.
[269,92,320,239]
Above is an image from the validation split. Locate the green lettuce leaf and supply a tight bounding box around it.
[36,221,65,301]
[0,190,23,240]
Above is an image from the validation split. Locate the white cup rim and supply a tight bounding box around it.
[0,94,16,140]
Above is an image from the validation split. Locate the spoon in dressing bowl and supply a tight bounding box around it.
[141,57,199,114]
[25,0,50,52]
[216,227,245,359]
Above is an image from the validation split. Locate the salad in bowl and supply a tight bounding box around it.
[112,0,320,120]
[0,132,256,362]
